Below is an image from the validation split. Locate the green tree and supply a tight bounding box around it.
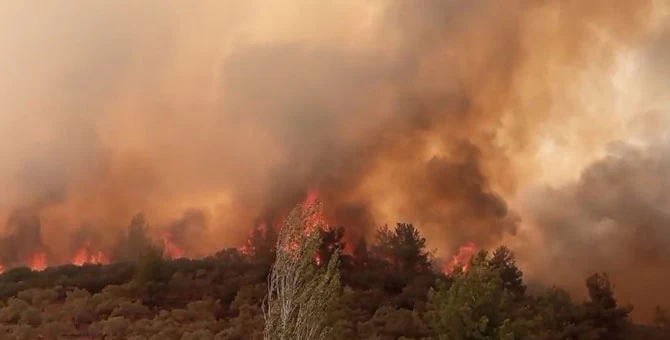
[358,306,430,339]
[245,222,278,265]
[111,300,150,320]
[318,226,346,266]
[0,297,30,323]
[115,213,155,262]
[372,223,430,273]
[9,324,37,340]
[40,321,72,340]
[489,246,525,297]
[101,316,132,340]
[182,329,215,340]
[535,287,598,340]
[19,306,41,327]
[583,273,632,340]
[133,243,167,284]
[426,251,517,340]
[263,200,341,340]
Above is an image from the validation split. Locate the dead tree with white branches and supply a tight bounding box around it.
[263,200,340,340]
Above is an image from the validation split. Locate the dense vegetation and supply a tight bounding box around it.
[0,222,667,340]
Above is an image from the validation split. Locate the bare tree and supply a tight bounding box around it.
[263,200,340,340]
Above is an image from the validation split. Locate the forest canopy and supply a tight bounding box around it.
[0,219,667,340]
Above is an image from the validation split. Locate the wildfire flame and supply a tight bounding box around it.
[302,189,320,209]
[29,251,47,271]
[72,243,109,266]
[302,189,325,235]
[238,244,252,256]
[303,190,329,266]
[162,232,186,259]
[238,222,270,256]
[272,190,328,260]
[0,190,476,274]
[444,242,477,274]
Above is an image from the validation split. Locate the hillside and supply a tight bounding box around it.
[0,223,667,340]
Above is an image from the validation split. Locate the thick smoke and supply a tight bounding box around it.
[518,141,670,321]
[0,208,50,266]
[516,15,670,321]
[0,0,667,319]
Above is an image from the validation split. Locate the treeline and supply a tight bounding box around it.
[0,222,668,339]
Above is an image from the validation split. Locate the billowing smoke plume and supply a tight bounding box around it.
[518,141,670,321]
[0,0,668,320]
[515,15,670,321]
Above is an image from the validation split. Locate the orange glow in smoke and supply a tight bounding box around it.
[302,190,325,235]
[238,244,252,256]
[72,244,110,266]
[162,232,186,259]
[303,189,320,209]
[29,252,47,271]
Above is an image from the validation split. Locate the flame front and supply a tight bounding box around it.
[72,244,109,266]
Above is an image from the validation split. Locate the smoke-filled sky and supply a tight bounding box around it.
[0,0,669,320]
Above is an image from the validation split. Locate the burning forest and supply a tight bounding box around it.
[0,0,670,323]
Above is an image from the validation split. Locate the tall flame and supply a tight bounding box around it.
[29,252,47,271]
[444,242,477,274]
[72,244,109,266]
[302,189,325,234]
[276,190,327,258]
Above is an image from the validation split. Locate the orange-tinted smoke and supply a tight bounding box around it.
[0,1,667,319]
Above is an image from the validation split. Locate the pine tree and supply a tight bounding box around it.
[583,273,632,340]
[489,246,525,297]
[372,223,430,273]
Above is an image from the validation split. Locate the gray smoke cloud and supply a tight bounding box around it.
[518,141,670,321]
[517,17,670,321]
